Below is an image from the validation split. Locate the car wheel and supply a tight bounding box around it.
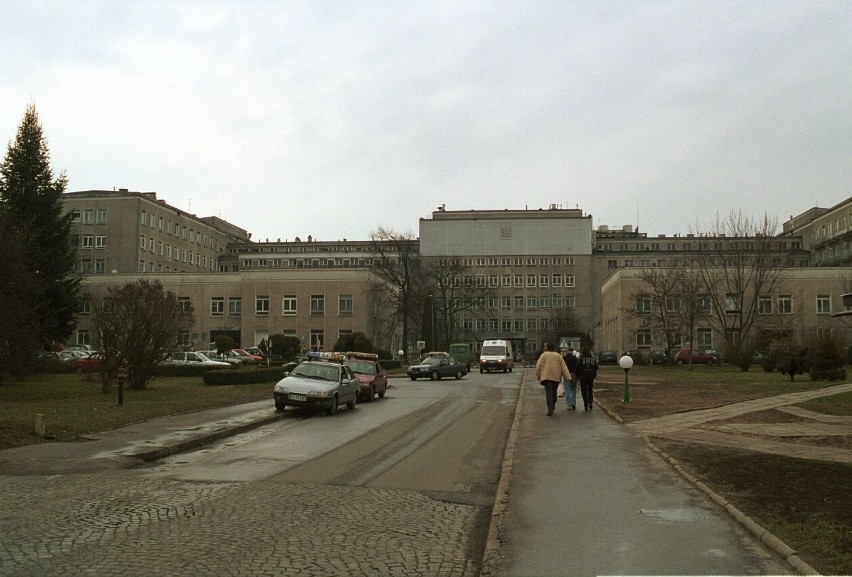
[455,370,463,379]
[707,359,715,366]
[479,368,484,373]
[676,359,685,365]
[326,395,339,415]
[410,376,417,381]
[363,386,374,402]
[346,393,356,410]
[430,370,440,381]
[509,367,513,373]
[378,385,386,398]
[275,400,286,412]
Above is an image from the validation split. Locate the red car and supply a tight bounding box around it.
[673,349,720,365]
[70,351,106,372]
[343,352,388,402]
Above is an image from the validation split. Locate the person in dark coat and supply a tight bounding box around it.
[577,346,599,411]
[561,346,579,410]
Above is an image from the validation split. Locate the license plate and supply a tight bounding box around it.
[288,393,306,402]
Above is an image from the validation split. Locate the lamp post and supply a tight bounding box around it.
[398,349,405,366]
[619,354,634,403]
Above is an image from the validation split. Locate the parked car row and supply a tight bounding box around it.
[273,351,389,415]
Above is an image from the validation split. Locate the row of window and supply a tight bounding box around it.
[139,210,217,250]
[636,294,833,315]
[446,257,576,267]
[609,258,810,269]
[70,208,107,225]
[598,240,802,252]
[138,237,216,270]
[73,234,107,249]
[204,295,355,317]
[457,317,557,333]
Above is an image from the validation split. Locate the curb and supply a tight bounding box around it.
[598,402,821,576]
[478,371,526,576]
[124,412,284,463]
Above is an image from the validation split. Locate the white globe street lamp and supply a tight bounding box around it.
[619,354,634,403]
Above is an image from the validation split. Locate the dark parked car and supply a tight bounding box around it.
[70,351,106,372]
[597,350,618,365]
[407,353,468,380]
[673,349,720,365]
[649,350,668,365]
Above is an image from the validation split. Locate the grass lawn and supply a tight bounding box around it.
[0,373,273,448]
[595,364,851,576]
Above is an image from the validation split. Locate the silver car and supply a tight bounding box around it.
[273,360,359,415]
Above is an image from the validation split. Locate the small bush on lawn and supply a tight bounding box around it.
[204,366,287,386]
[153,364,229,378]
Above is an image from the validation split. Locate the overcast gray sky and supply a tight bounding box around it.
[1,1,849,242]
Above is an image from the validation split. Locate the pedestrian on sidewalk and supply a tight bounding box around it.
[577,346,599,411]
[561,346,579,411]
[535,342,573,416]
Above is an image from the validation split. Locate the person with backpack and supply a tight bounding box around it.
[577,346,599,411]
[535,342,573,416]
[561,346,579,411]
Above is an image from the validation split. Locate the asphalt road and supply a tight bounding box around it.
[0,370,519,577]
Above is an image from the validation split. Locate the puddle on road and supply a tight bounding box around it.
[640,508,707,521]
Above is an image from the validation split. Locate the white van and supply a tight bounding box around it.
[479,339,514,373]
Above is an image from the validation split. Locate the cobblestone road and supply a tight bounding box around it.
[0,471,481,576]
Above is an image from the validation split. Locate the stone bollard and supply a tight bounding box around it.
[34,414,46,436]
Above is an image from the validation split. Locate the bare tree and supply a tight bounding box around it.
[367,227,423,361]
[423,258,493,350]
[89,280,194,391]
[691,211,788,369]
[627,266,689,353]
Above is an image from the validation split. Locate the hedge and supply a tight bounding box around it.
[203,365,288,386]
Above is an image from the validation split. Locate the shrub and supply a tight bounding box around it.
[203,365,288,386]
[808,334,848,381]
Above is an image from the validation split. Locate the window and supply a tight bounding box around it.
[636,330,652,348]
[311,294,325,315]
[758,296,773,315]
[488,275,498,288]
[539,297,549,308]
[565,296,575,309]
[724,293,741,314]
[514,319,524,331]
[697,295,711,314]
[514,296,524,309]
[552,274,562,287]
[177,297,191,313]
[211,297,224,316]
[476,319,486,331]
[95,235,106,249]
[488,319,498,331]
[256,295,270,315]
[527,318,537,331]
[501,319,511,332]
[488,297,498,310]
[310,330,325,350]
[502,297,511,309]
[94,259,105,273]
[501,274,511,287]
[514,275,523,287]
[82,235,94,248]
[339,294,353,315]
[76,329,91,345]
[608,259,617,269]
[637,296,651,313]
[539,275,548,287]
[553,295,562,308]
[526,274,536,287]
[140,210,146,225]
[228,297,241,316]
[282,295,297,315]
[96,208,107,224]
[78,295,91,315]
[83,209,94,224]
[816,294,832,315]
[81,259,92,273]
[666,296,680,313]
[71,210,81,223]
[697,328,712,347]
[527,296,537,309]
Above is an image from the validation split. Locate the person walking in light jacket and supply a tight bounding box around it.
[535,342,573,416]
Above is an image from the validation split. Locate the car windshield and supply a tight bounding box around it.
[291,363,339,381]
[480,346,504,355]
[346,361,376,375]
[421,357,444,366]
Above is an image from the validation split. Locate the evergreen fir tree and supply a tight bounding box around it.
[0,104,80,350]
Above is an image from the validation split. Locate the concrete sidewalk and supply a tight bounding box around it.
[480,373,820,577]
